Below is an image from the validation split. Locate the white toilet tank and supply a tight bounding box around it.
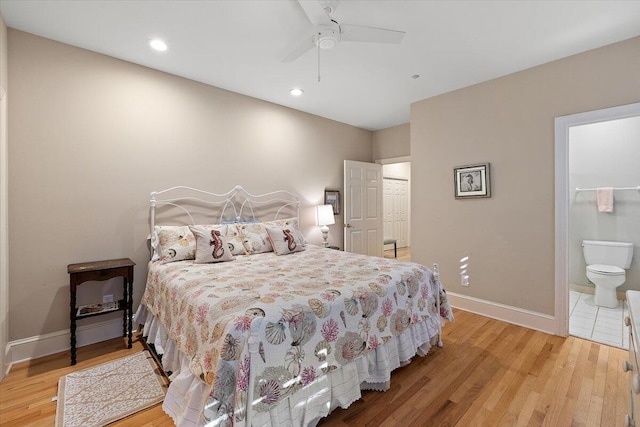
[582,240,634,269]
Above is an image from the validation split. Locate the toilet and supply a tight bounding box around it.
[582,240,634,308]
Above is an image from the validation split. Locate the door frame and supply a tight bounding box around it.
[554,102,640,337]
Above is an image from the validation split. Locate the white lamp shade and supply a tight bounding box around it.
[315,205,335,226]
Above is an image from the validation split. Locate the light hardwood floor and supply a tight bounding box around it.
[0,308,628,426]
[384,246,411,262]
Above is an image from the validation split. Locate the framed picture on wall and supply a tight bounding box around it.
[324,190,340,215]
[454,163,491,199]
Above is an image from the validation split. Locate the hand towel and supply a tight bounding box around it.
[596,187,614,213]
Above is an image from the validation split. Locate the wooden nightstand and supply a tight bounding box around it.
[67,258,135,365]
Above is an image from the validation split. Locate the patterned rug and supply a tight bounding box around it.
[55,351,166,427]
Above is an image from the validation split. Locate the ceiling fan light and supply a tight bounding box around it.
[316,25,340,50]
[289,88,304,96]
[317,36,337,50]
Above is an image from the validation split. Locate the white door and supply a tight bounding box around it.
[344,160,383,256]
[383,180,394,243]
[395,179,409,248]
[383,178,409,248]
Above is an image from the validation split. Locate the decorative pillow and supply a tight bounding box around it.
[237,222,272,254]
[266,226,306,256]
[225,224,248,256]
[264,217,299,230]
[154,224,227,263]
[189,226,235,263]
[154,225,197,263]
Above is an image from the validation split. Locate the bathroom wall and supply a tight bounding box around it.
[569,115,640,292]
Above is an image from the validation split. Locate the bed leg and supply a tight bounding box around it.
[433,263,443,348]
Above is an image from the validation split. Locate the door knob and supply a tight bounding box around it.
[345,223,353,228]
[625,316,631,327]
[624,360,633,372]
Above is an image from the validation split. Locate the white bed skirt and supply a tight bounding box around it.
[135,305,442,427]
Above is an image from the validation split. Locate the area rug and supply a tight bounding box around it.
[55,350,166,427]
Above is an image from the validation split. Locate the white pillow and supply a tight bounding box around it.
[265,226,306,256]
[189,226,235,263]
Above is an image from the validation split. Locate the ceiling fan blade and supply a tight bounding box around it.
[282,35,316,62]
[341,24,405,44]
[298,0,332,26]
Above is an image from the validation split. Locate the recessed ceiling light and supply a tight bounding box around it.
[411,74,420,79]
[149,39,168,52]
[289,88,304,97]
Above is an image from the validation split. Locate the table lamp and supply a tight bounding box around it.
[315,204,335,247]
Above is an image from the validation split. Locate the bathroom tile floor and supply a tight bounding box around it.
[569,290,628,349]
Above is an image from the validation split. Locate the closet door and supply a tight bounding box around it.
[383,178,410,249]
[383,179,394,240]
[393,179,409,248]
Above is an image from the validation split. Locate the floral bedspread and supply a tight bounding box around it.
[142,245,453,423]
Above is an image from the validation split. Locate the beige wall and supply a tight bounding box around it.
[411,37,640,315]
[372,123,409,160]
[382,162,410,180]
[0,14,5,90]
[7,29,372,342]
[0,11,9,377]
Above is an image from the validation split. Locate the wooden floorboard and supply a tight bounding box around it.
[0,311,630,425]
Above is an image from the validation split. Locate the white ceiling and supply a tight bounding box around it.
[1,0,639,131]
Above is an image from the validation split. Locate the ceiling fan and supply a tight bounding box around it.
[282,0,406,63]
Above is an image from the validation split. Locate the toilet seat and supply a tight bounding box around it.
[587,264,625,276]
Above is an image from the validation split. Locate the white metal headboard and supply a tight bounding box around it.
[150,185,300,232]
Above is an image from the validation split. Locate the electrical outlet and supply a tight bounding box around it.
[461,276,469,287]
[103,294,114,304]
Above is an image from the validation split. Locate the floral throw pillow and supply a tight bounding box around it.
[265,226,306,255]
[189,226,235,263]
[154,225,197,263]
[225,224,248,256]
[237,222,273,254]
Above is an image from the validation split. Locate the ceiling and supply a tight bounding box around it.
[1,1,639,131]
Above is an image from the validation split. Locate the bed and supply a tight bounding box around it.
[135,186,453,426]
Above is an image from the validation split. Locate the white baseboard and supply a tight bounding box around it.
[8,317,129,365]
[447,292,559,335]
[3,343,10,378]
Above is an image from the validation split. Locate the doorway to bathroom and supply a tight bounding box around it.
[555,103,640,348]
